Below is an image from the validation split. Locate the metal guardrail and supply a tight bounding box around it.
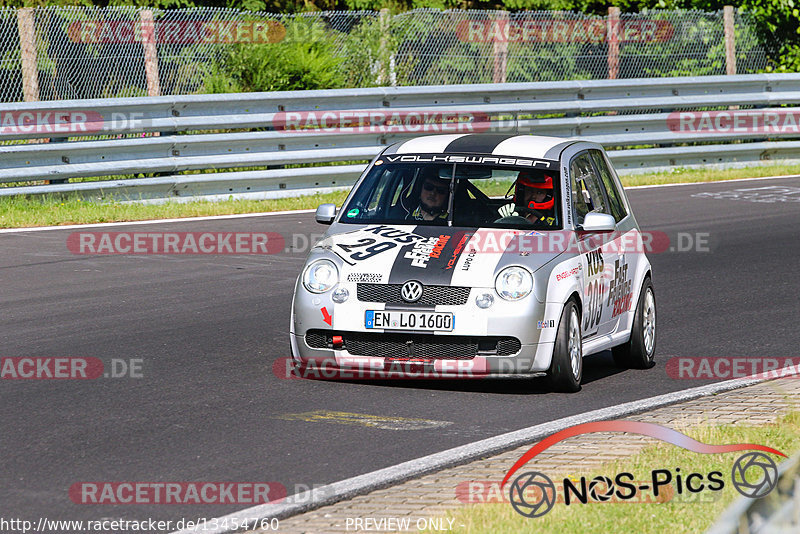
[3,73,800,201]
[706,451,800,534]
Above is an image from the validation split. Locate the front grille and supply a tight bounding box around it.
[305,331,327,349]
[497,338,521,355]
[357,284,470,306]
[305,330,521,359]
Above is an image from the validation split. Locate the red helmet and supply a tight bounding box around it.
[514,173,555,211]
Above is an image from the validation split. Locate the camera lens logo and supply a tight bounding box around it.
[509,471,556,518]
[731,452,778,498]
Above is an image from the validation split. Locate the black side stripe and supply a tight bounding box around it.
[442,134,517,155]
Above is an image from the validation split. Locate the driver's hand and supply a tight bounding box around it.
[498,203,515,218]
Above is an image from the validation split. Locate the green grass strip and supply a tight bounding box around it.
[434,410,800,534]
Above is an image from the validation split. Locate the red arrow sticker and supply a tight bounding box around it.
[321,307,332,326]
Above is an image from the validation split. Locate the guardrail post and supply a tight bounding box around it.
[17,7,39,102]
[607,7,620,80]
[723,5,737,75]
[492,11,508,84]
[140,10,161,97]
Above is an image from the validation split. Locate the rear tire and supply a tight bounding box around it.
[546,300,583,393]
[612,277,656,369]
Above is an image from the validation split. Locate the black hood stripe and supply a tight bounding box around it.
[387,226,475,286]
[381,142,401,155]
[443,134,518,155]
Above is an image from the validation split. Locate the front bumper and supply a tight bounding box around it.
[290,280,562,376]
[290,332,555,375]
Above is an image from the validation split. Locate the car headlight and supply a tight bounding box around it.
[303,259,339,293]
[495,266,533,301]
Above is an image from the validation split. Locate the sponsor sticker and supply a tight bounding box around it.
[607,259,632,318]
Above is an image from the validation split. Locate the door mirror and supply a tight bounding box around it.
[578,212,616,233]
[315,204,337,225]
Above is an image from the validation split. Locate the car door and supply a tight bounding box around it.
[568,150,620,339]
[589,149,638,334]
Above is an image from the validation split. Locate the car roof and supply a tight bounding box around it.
[383,134,583,161]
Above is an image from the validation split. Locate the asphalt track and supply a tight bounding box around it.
[2,176,799,525]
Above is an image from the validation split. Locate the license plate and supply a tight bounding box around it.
[365,310,454,331]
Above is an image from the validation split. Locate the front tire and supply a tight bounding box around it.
[547,300,583,393]
[612,277,656,369]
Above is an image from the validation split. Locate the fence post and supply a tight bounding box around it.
[723,5,737,75]
[607,7,620,80]
[492,11,508,84]
[140,10,161,97]
[378,7,397,86]
[17,7,39,102]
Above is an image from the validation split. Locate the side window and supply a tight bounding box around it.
[590,150,627,222]
[569,152,609,225]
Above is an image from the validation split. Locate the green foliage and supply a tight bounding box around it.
[338,14,406,87]
[738,0,800,72]
[202,13,412,91]
[203,19,347,92]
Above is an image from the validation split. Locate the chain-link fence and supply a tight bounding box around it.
[391,9,766,84]
[0,8,22,103]
[22,7,375,101]
[0,6,767,103]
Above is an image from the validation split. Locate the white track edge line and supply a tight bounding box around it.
[626,173,800,189]
[5,173,800,234]
[172,375,767,534]
[0,209,316,234]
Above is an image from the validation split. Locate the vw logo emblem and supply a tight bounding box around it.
[401,281,423,303]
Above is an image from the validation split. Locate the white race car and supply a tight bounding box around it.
[290,134,656,392]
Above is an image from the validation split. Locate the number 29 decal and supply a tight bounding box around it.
[336,238,397,263]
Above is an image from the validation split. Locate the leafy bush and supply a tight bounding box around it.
[338,13,405,87]
[203,19,347,92]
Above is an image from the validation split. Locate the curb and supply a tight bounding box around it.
[173,375,765,534]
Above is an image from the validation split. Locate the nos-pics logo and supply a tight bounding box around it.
[503,421,784,518]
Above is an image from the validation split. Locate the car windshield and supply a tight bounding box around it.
[339,159,562,230]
